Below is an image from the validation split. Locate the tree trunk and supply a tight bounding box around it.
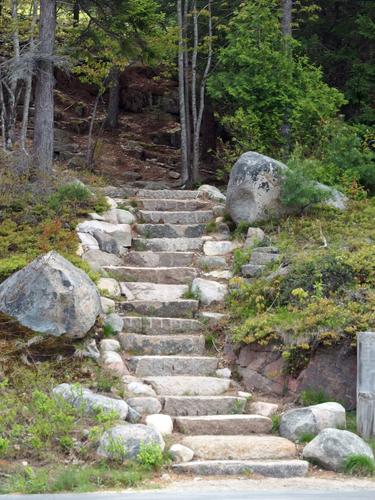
[183,0,192,179]
[7,0,20,148]
[281,0,293,156]
[73,0,80,25]
[20,0,38,153]
[86,91,101,170]
[32,0,56,176]
[192,0,213,184]
[177,0,190,186]
[105,66,120,130]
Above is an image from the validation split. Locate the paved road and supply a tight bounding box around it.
[2,490,375,500]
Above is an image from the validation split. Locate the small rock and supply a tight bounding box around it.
[100,297,115,314]
[97,424,164,461]
[192,278,228,305]
[238,391,252,399]
[302,428,374,471]
[82,250,123,272]
[215,217,224,224]
[116,209,136,224]
[161,473,172,481]
[206,270,233,280]
[105,313,123,334]
[200,311,227,324]
[126,406,142,424]
[146,414,173,436]
[75,339,100,361]
[197,256,227,271]
[241,264,263,278]
[98,278,121,297]
[249,401,278,418]
[105,196,118,209]
[127,397,162,416]
[216,368,232,379]
[93,230,131,256]
[128,381,157,397]
[77,232,99,251]
[280,402,346,442]
[204,240,240,256]
[77,220,120,235]
[100,339,121,352]
[212,205,226,217]
[88,213,105,221]
[101,351,126,377]
[170,444,194,463]
[198,184,226,203]
[244,227,266,248]
[101,209,119,224]
[169,171,181,180]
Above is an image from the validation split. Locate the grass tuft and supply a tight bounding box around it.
[343,454,375,477]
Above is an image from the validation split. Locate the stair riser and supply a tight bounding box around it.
[162,397,246,416]
[145,376,231,397]
[139,199,211,211]
[139,211,213,224]
[137,190,200,200]
[117,300,199,318]
[119,333,206,356]
[133,238,204,252]
[128,357,218,377]
[123,252,195,267]
[172,460,309,478]
[121,317,203,335]
[174,416,272,435]
[136,224,206,239]
[106,266,198,285]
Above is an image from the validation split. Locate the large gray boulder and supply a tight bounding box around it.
[0,251,101,338]
[280,402,346,442]
[302,428,374,471]
[97,424,165,461]
[226,152,346,223]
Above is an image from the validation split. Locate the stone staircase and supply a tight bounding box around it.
[104,188,309,478]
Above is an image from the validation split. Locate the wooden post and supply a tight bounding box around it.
[357,332,375,438]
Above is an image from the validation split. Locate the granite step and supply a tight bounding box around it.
[120,317,203,335]
[119,333,205,356]
[139,199,211,211]
[136,223,206,239]
[180,435,297,460]
[118,299,199,318]
[137,189,200,200]
[120,282,188,301]
[162,396,246,416]
[128,355,218,377]
[174,414,272,435]
[139,211,213,225]
[133,237,204,252]
[172,460,309,478]
[144,376,231,396]
[107,266,198,285]
[123,251,195,268]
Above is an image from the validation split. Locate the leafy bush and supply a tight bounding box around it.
[232,248,253,275]
[271,415,281,434]
[137,442,164,470]
[343,454,375,476]
[300,388,331,406]
[48,183,92,212]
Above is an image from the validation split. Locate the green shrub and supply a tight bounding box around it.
[136,442,164,470]
[232,248,253,275]
[48,183,92,212]
[300,388,331,406]
[103,323,116,338]
[0,436,9,456]
[343,454,375,476]
[297,432,316,443]
[271,415,281,434]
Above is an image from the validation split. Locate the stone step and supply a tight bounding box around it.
[136,223,206,239]
[128,356,218,377]
[123,251,195,268]
[118,299,199,318]
[144,376,231,396]
[120,282,188,301]
[121,317,203,335]
[137,189,200,200]
[172,460,309,478]
[139,199,211,211]
[133,237,204,252]
[180,435,297,460]
[139,211,213,225]
[162,396,246,416]
[107,266,198,285]
[174,415,272,435]
[119,333,205,356]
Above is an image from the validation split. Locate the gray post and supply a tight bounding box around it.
[357,332,375,438]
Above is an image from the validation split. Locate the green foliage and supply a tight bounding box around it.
[232,248,253,276]
[343,455,375,477]
[48,183,92,212]
[208,0,345,159]
[103,323,116,338]
[271,415,281,434]
[297,432,316,443]
[299,388,331,406]
[280,167,330,213]
[205,221,218,234]
[137,442,164,471]
[231,221,251,241]
[0,436,9,456]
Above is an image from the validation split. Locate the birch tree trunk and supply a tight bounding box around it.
[20,0,38,153]
[105,66,121,130]
[32,0,56,176]
[192,0,213,183]
[86,91,101,170]
[7,0,20,148]
[177,0,190,186]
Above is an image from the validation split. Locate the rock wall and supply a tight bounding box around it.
[236,342,356,410]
